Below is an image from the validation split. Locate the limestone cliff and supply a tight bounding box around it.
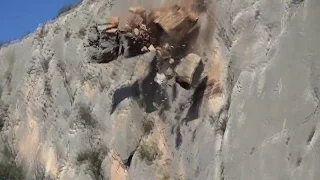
[0,0,319,180]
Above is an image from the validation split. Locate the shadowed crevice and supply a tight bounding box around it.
[307,126,316,145]
[176,78,191,90]
[172,83,178,101]
[140,57,160,113]
[124,151,135,168]
[175,125,183,149]
[110,81,140,114]
[191,60,205,87]
[140,57,170,113]
[111,56,170,114]
[119,33,145,58]
[183,77,208,124]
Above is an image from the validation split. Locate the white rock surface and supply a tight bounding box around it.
[0,0,319,180]
[154,73,166,85]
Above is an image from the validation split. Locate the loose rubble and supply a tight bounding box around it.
[86,4,203,89]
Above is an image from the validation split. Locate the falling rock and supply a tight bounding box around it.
[141,46,148,52]
[148,44,155,51]
[96,17,119,32]
[118,24,132,32]
[164,66,174,77]
[126,13,145,30]
[97,24,109,32]
[169,58,174,64]
[129,6,147,22]
[105,28,118,34]
[154,73,166,85]
[133,28,140,36]
[175,53,201,85]
[129,7,147,15]
[106,16,119,29]
[153,5,198,42]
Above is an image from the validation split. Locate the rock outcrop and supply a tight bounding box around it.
[0,0,319,180]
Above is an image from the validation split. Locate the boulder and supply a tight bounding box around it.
[106,16,119,29]
[148,45,156,52]
[175,53,201,85]
[141,46,148,52]
[129,7,147,16]
[133,28,140,36]
[106,28,118,34]
[153,5,198,42]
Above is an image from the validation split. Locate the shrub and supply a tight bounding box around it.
[77,103,96,128]
[142,119,154,134]
[37,26,47,39]
[0,101,9,131]
[0,145,25,180]
[77,148,108,180]
[78,28,86,39]
[21,31,31,39]
[56,0,83,18]
[0,41,8,48]
[65,30,72,41]
[0,162,25,180]
[138,141,162,164]
[56,5,73,17]
[54,26,62,34]
[34,164,46,180]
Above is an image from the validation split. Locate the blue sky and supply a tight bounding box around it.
[0,0,80,42]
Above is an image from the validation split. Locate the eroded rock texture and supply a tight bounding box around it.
[0,0,319,179]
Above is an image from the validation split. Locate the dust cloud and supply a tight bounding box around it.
[111,0,216,53]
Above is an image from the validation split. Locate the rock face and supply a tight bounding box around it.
[0,0,319,180]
